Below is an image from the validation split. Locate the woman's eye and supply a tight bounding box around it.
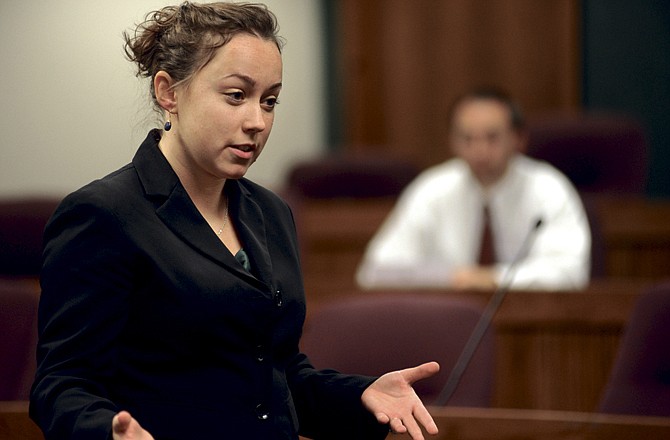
[225,91,245,102]
[262,97,280,110]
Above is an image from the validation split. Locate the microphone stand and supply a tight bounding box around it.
[434,218,543,406]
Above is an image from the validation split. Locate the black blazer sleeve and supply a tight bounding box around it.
[288,353,390,440]
[30,185,133,439]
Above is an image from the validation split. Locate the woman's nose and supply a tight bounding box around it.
[243,105,267,133]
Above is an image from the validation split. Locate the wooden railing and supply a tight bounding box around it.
[295,194,670,299]
[304,280,652,412]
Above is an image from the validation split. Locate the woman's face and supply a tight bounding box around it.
[166,33,283,183]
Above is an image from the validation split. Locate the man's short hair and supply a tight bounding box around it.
[448,86,525,131]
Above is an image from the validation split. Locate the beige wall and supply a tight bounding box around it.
[0,0,325,197]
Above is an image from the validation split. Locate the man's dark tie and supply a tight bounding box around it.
[478,204,496,266]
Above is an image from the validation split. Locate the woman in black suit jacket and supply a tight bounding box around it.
[29,3,439,440]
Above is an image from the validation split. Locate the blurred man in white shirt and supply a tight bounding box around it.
[356,88,591,291]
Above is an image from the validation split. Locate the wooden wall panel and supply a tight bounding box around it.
[336,0,581,167]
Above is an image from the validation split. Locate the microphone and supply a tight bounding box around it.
[434,217,544,406]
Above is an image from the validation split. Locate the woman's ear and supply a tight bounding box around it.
[154,71,176,112]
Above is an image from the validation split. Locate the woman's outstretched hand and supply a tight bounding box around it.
[361,361,440,440]
[112,411,155,440]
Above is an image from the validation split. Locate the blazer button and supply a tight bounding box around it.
[274,290,283,308]
[256,344,265,362]
[255,404,270,421]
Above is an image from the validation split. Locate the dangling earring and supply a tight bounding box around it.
[164,112,172,131]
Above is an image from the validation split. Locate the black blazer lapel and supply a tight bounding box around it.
[155,184,245,271]
[228,181,274,287]
[132,130,273,289]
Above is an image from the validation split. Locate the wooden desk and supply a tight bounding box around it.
[8,401,670,440]
[396,406,670,440]
[304,280,655,412]
[295,194,670,295]
[594,195,670,278]
[294,196,396,295]
[0,401,42,440]
[481,280,650,411]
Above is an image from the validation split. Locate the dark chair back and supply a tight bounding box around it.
[527,112,648,194]
[0,198,60,277]
[300,292,495,406]
[0,279,40,400]
[285,154,421,200]
[598,281,670,416]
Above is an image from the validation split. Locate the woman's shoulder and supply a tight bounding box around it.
[55,163,143,220]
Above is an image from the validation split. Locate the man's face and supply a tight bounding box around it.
[450,98,524,187]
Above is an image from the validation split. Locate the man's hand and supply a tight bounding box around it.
[451,266,497,290]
